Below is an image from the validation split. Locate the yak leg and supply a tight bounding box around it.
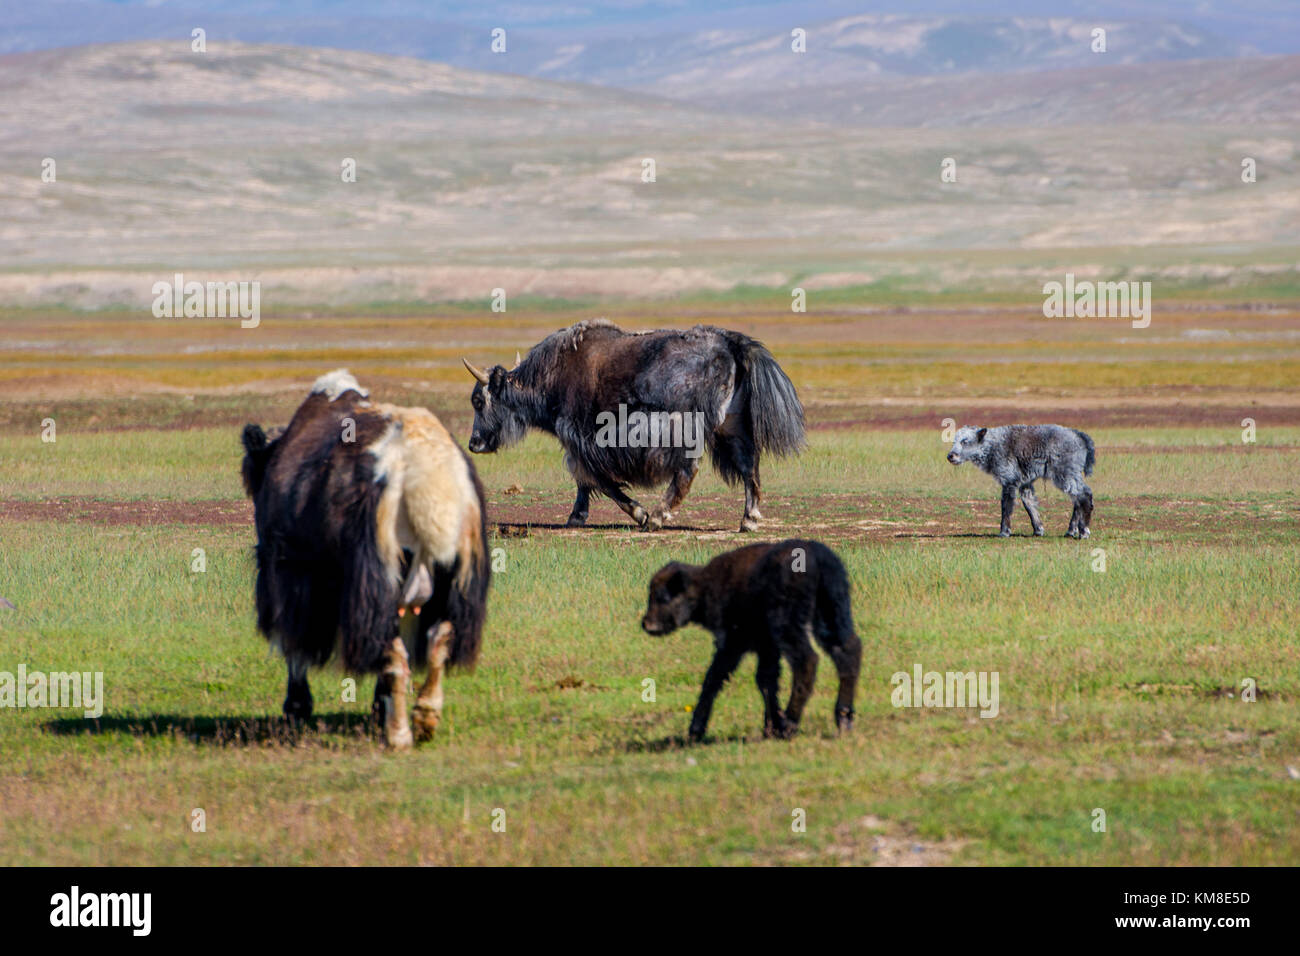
[688,644,745,742]
[1056,470,1092,539]
[756,647,795,738]
[595,478,650,529]
[283,657,313,722]
[740,463,763,532]
[378,636,413,750]
[412,622,454,743]
[826,638,861,734]
[1020,485,1045,536]
[1076,486,1093,538]
[566,484,594,527]
[649,459,700,530]
[998,485,1016,537]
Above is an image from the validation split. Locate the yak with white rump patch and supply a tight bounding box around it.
[947,423,1096,538]
[463,319,805,532]
[241,370,490,749]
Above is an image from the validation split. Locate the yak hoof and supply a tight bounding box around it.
[739,516,760,533]
[763,717,797,740]
[835,711,854,735]
[1080,528,1091,539]
[631,506,649,528]
[1066,529,1080,539]
[998,529,1012,538]
[386,725,414,750]
[412,704,440,743]
[565,514,587,528]
[283,698,312,723]
[1033,528,1045,537]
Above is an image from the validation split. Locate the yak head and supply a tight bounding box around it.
[947,425,988,465]
[463,356,527,454]
[240,423,278,496]
[641,562,699,636]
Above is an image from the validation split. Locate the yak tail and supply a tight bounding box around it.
[1074,429,1096,476]
[442,454,491,671]
[339,478,401,674]
[724,331,806,458]
[814,543,856,645]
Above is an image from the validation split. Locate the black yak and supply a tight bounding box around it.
[463,319,805,532]
[641,539,861,741]
[240,370,490,748]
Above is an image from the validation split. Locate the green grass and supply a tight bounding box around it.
[1,427,1297,865]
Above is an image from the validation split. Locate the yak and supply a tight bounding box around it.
[946,423,1096,538]
[462,319,805,532]
[240,370,490,748]
[641,539,862,741]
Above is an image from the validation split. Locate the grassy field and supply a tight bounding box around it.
[1,298,1298,865]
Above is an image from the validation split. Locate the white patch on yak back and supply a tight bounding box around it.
[369,404,480,593]
[311,368,369,402]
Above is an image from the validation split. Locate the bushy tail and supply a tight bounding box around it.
[724,331,806,457]
[1074,429,1096,476]
[339,479,401,674]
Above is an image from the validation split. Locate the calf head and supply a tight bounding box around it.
[641,562,699,636]
[947,425,988,465]
[463,359,527,454]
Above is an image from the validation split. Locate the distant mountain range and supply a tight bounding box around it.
[2,40,1297,297]
[0,3,1274,102]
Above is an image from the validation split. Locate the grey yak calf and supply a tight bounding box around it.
[641,539,861,741]
[947,424,1096,538]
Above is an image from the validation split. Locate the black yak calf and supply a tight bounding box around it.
[241,370,491,749]
[641,539,861,741]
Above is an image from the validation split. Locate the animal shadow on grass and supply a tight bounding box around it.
[497,521,711,535]
[894,531,1042,539]
[621,725,840,753]
[42,712,378,747]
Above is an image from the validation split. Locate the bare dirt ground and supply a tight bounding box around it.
[0,497,252,527]
[5,490,1291,543]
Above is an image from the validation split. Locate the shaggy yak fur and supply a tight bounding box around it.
[462,319,805,532]
[641,539,861,741]
[241,370,490,747]
[947,423,1096,538]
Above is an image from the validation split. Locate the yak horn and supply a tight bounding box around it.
[462,358,490,385]
[514,351,523,368]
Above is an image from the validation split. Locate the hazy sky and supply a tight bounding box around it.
[5,0,1297,54]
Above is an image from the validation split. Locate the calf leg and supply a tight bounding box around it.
[649,459,700,530]
[999,484,1017,537]
[688,644,744,742]
[566,484,593,528]
[755,647,793,739]
[1076,487,1093,538]
[781,645,818,738]
[412,621,454,743]
[283,657,313,722]
[1020,484,1045,536]
[811,625,861,734]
